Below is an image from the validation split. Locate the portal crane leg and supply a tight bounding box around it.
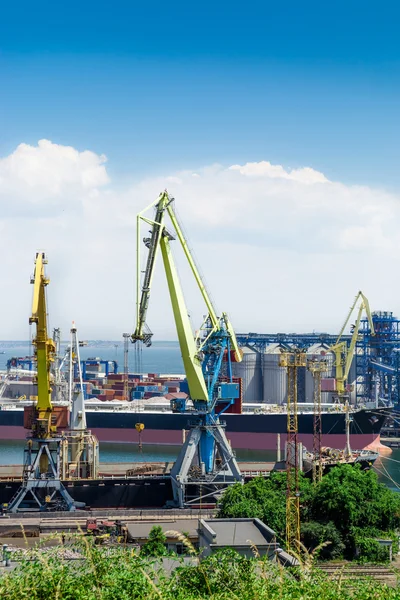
[170,419,242,507]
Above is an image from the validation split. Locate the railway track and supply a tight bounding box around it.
[317,562,399,586]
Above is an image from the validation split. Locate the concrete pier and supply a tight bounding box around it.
[0,461,276,480]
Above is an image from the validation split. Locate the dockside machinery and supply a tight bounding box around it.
[331,291,375,403]
[8,253,82,512]
[132,191,244,507]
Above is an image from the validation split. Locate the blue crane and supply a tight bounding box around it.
[132,191,243,507]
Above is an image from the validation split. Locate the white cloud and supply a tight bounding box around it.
[229,160,329,184]
[0,140,399,340]
[0,139,109,201]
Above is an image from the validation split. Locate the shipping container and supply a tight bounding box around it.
[24,405,69,429]
[321,378,336,392]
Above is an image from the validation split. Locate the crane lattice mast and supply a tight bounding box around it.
[307,358,328,484]
[280,350,306,553]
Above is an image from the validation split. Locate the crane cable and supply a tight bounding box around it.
[172,203,219,317]
[373,458,400,490]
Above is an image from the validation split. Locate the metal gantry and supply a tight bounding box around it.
[307,358,328,484]
[279,350,306,554]
[357,312,400,406]
[236,332,351,352]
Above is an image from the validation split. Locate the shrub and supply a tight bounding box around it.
[301,521,345,560]
[140,525,168,557]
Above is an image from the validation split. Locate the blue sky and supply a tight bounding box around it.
[1,1,400,187]
[1,2,400,338]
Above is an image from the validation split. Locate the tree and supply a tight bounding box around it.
[310,465,400,536]
[301,521,345,560]
[140,525,168,557]
[217,464,400,561]
[217,472,314,541]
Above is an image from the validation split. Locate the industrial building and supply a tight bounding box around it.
[198,518,279,559]
[236,311,400,407]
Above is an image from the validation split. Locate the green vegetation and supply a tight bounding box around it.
[217,464,400,561]
[1,465,400,598]
[140,525,168,557]
[2,539,400,599]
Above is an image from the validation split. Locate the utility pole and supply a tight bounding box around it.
[52,328,64,403]
[279,349,306,554]
[123,334,130,401]
[307,358,328,484]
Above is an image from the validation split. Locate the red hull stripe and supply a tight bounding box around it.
[0,425,382,452]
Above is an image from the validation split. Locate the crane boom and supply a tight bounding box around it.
[28,252,56,437]
[331,291,375,399]
[133,191,242,362]
[160,234,208,400]
[165,202,219,331]
[133,197,169,344]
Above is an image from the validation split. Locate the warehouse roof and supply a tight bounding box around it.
[126,519,198,540]
[199,518,276,547]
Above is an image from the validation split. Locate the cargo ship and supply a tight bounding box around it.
[0,397,388,452]
[0,364,388,452]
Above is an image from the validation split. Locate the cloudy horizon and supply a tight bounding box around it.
[0,139,397,341]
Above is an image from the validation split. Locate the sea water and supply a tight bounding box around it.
[0,340,184,374]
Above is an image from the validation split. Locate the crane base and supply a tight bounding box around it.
[7,479,84,513]
[169,420,243,508]
[7,437,84,513]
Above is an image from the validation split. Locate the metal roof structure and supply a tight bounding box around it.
[199,518,276,547]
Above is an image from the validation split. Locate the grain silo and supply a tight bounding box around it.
[262,345,287,405]
[232,346,262,403]
[305,344,335,404]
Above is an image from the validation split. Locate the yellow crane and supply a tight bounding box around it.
[28,252,56,439]
[279,350,307,554]
[330,291,375,402]
[8,253,81,512]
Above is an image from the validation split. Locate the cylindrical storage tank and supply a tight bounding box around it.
[263,345,287,405]
[305,344,335,404]
[232,347,262,403]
